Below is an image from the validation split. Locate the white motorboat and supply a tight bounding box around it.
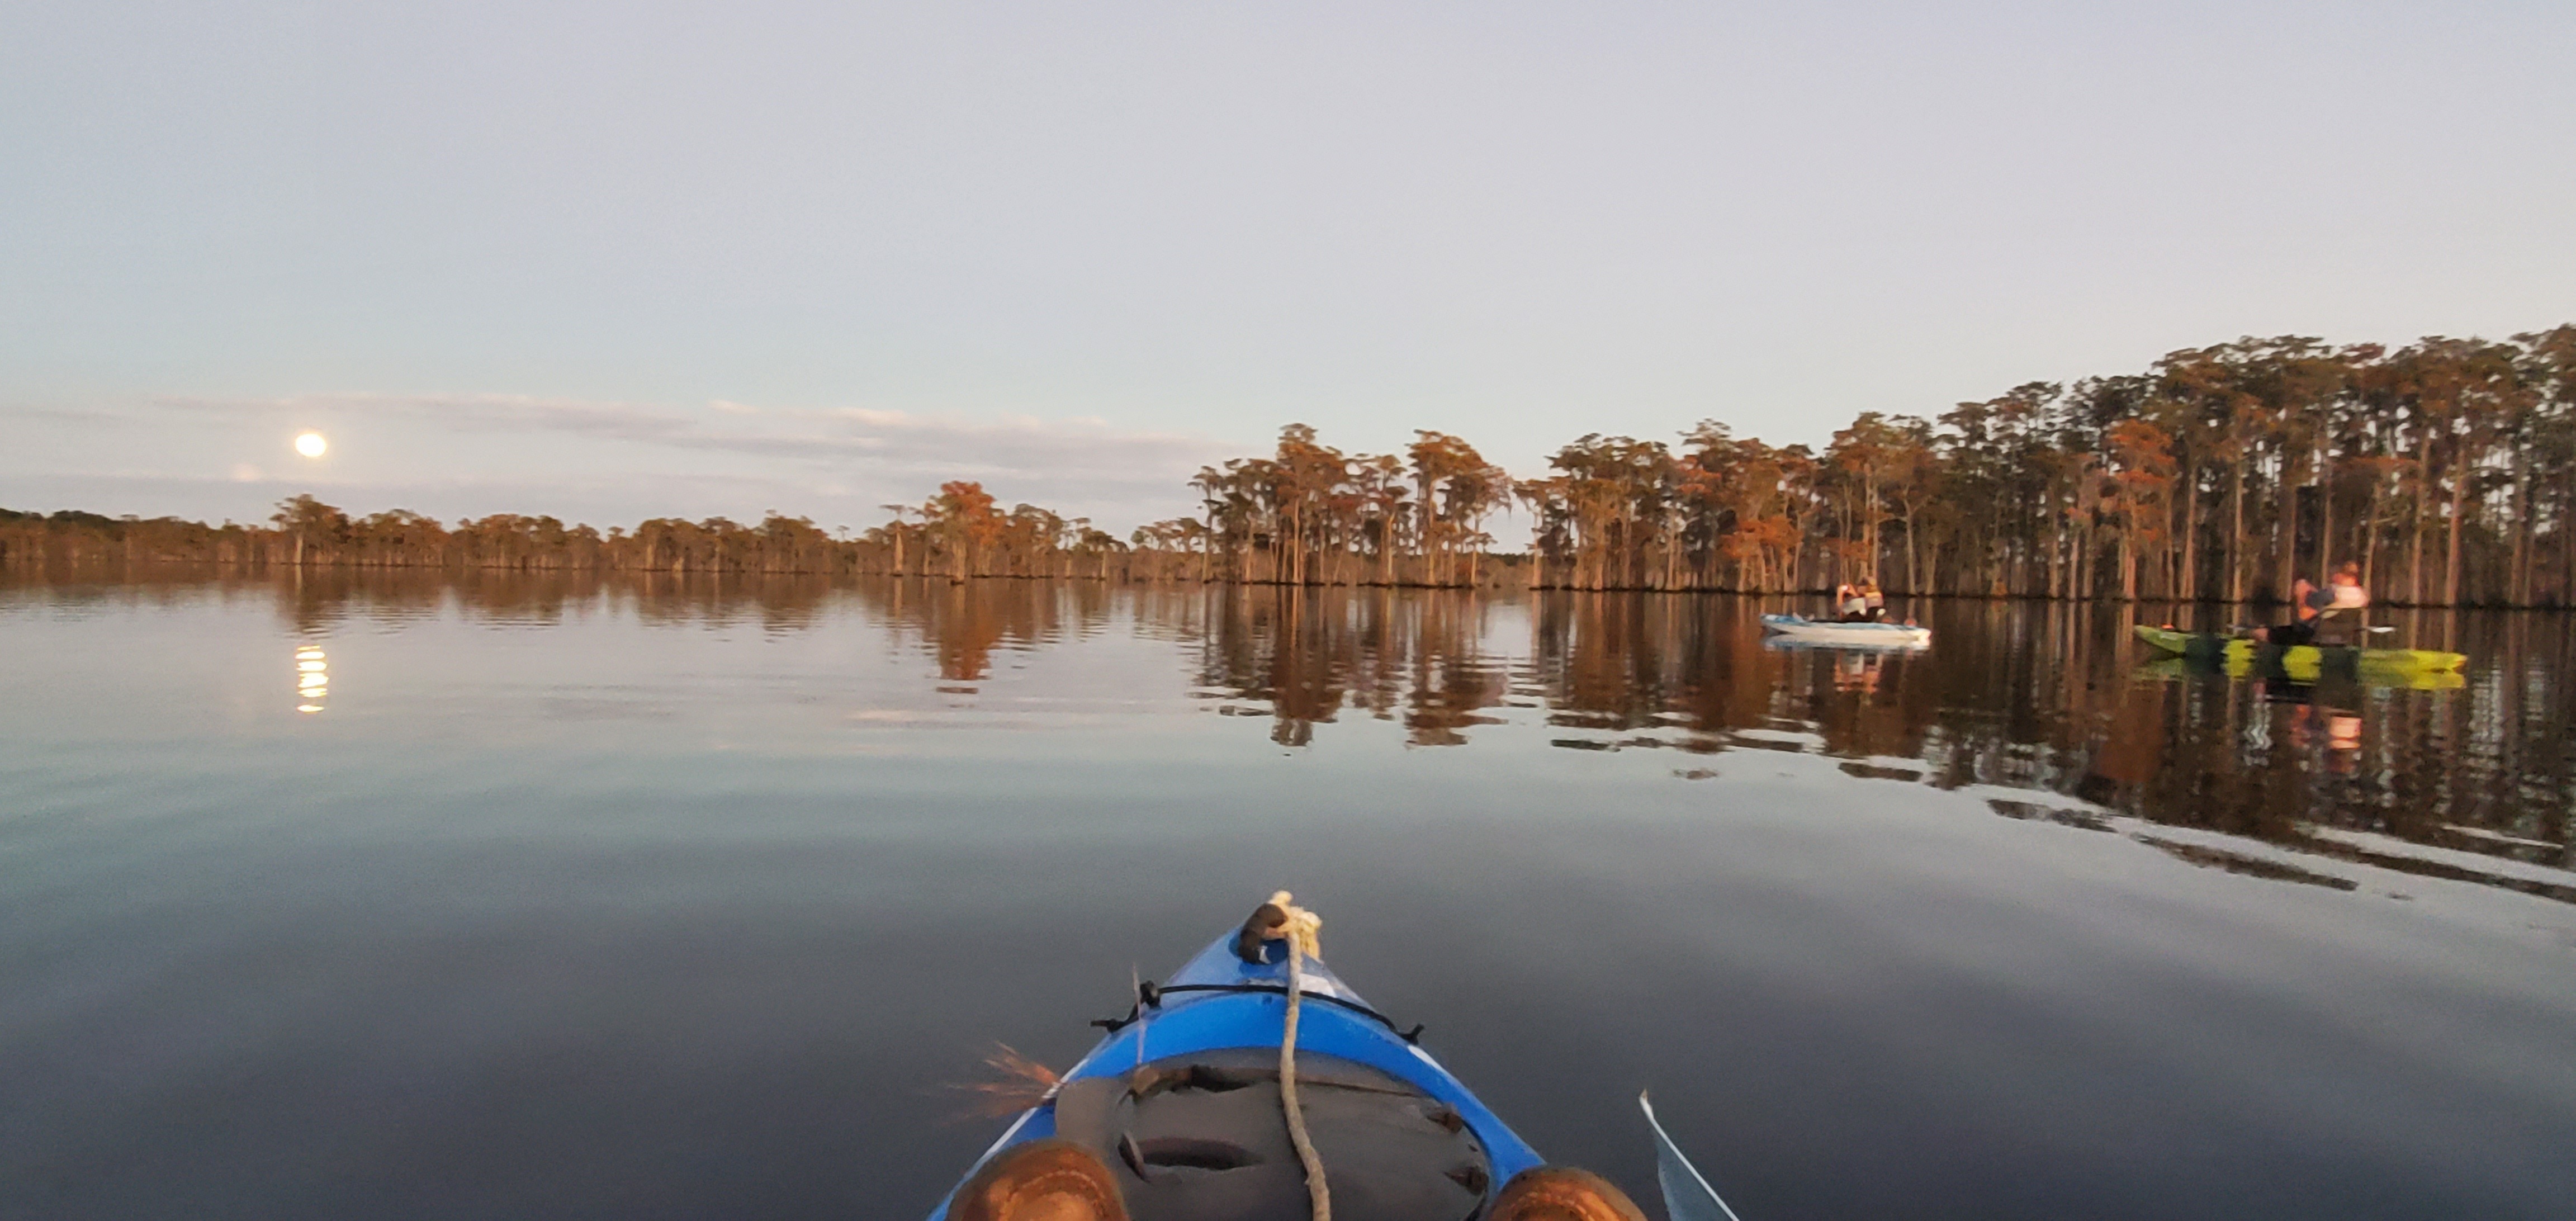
[1759,613,1931,649]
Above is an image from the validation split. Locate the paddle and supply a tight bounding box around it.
[1640,1092,1746,1221]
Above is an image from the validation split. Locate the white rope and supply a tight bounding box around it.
[1265,891,1330,1221]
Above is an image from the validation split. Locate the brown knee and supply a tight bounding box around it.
[950,1139,1130,1221]
[1487,1166,1651,1221]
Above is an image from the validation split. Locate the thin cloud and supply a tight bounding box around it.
[118,392,1244,528]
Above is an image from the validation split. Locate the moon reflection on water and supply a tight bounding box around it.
[294,643,327,713]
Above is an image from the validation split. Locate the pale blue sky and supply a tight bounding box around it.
[6,1,2571,532]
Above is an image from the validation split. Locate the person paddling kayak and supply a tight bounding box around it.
[2253,562,2369,646]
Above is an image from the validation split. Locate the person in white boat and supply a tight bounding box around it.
[1863,581,1887,621]
[1835,583,1871,622]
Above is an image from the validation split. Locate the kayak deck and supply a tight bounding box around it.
[927,908,1543,1220]
[2132,624,2466,674]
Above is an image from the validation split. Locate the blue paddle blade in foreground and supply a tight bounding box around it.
[1640,1092,1745,1221]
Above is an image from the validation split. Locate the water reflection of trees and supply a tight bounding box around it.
[242,575,2576,883]
[252,567,847,636]
[1192,588,1419,746]
[1173,585,2572,900]
[863,579,1115,683]
[213,567,1128,692]
[17,567,2565,900]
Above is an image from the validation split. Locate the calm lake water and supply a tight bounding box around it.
[4,572,2573,1220]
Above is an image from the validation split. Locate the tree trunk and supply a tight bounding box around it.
[2045,504,2063,600]
[2509,453,2532,605]
[2276,445,2300,604]
[2228,462,2246,603]
[2444,439,2469,607]
[2409,430,2432,604]
[2361,481,2380,596]
[1904,511,1920,594]
[1865,484,1880,584]
[2563,496,2575,607]
[2073,522,2091,602]
[2177,463,2199,602]
[2318,448,2335,584]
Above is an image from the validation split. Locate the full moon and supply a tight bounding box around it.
[293,432,328,458]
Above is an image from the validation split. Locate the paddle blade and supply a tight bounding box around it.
[1640,1092,1745,1221]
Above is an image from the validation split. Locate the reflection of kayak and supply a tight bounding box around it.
[2130,657,2465,691]
[1760,635,1919,655]
[2131,625,2465,676]
[927,898,1547,1220]
[1759,614,1930,648]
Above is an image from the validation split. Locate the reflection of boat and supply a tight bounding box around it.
[929,897,1732,1221]
[2130,656,2465,691]
[2131,625,2465,680]
[1759,614,1930,648]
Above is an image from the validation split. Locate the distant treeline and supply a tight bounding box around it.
[1146,327,2574,606]
[0,502,879,579]
[7,325,2571,605]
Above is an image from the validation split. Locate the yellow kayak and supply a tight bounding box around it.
[2132,624,2466,680]
[2130,656,2465,690]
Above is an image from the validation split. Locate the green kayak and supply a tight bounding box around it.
[2132,624,2466,678]
[2130,656,2464,691]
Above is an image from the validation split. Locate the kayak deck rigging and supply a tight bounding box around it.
[932,897,1748,1221]
[929,900,1544,1221]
